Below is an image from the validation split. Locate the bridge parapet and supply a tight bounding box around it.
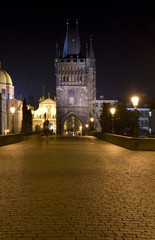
[94,132,155,151]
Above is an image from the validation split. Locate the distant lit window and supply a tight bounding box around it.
[149,111,152,117]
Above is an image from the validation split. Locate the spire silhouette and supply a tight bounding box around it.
[89,36,95,59]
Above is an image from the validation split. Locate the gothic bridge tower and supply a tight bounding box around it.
[55,20,96,135]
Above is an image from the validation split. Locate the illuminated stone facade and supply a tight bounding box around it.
[31,96,56,132]
[55,22,96,135]
[0,65,22,135]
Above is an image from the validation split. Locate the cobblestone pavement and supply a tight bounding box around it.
[0,136,155,240]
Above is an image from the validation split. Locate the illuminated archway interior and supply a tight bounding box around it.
[64,115,82,136]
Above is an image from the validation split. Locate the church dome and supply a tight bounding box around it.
[0,68,13,85]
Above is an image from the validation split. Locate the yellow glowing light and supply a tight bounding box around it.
[110,107,116,115]
[90,117,94,122]
[10,105,15,114]
[85,124,89,128]
[131,96,139,109]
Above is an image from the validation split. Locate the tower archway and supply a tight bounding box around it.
[61,112,83,136]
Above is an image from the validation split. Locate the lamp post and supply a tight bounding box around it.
[90,117,94,123]
[110,107,116,134]
[131,96,139,137]
[89,116,94,132]
[85,124,89,135]
[10,104,15,134]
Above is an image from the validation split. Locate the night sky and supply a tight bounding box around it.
[0,0,155,103]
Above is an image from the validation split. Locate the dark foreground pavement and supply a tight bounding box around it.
[0,136,155,240]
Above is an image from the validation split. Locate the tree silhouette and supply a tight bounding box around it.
[99,102,139,136]
[22,98,32,133]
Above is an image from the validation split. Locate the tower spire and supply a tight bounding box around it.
[42,85,45,100]
[86,43,88,58]
[55,43,59,59]
[76,19,79,57]
[62,19,81,58]
[63,19,69,58]
[89,35,95,59]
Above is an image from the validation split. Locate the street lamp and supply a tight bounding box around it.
[131,96,139,109]
[90,117,94,123]
[89,116,94,132]
[85,124,89,135]
[110,107,116,134]
[131,96,139,137]
[10,104,15,133]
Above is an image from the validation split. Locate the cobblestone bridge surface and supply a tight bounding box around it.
[0,136,155,240]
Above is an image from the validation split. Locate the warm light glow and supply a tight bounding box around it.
[85,124,89,128]
[90,117,94,122]
[110,107,116,115]
[10,105,15,114]
[131,96,139,108]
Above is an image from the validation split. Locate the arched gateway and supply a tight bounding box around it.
[55,21,96,135]
[61,112,83,136]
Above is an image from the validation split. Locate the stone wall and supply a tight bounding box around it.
[95,132,155,151]
[0,134,27,147]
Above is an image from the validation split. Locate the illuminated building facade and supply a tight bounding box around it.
[0,64,22,135]
[55,21,96,135]
[31,95,56,132]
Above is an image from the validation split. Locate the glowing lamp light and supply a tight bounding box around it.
[131,96,139,109]
[10,105,15,114]
[110,107,116,115]
[90,117,94,122]
[85,124,89,128]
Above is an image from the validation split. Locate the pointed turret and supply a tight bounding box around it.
[89,36,95,59]
[62,20,69,58]
[86,43,88,58]
[55,43,59,59]
[42,85,45,100]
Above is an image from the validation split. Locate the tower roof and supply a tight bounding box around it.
[63,20,81,58]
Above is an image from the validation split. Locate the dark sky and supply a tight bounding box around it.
[0,0,155,102]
